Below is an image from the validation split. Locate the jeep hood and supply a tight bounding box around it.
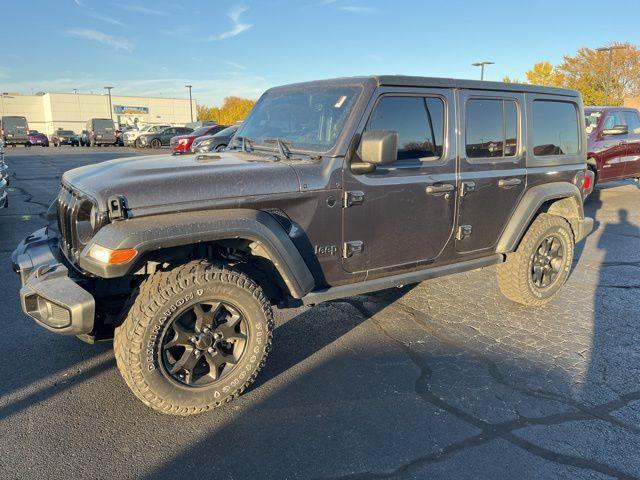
[62,151,301,216]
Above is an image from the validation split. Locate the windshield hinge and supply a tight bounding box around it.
[343,191,365,208]
[107,195,128,221]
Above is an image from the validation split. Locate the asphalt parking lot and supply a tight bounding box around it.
[1,146,639,480]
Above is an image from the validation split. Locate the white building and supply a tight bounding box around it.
[0,92,197,136]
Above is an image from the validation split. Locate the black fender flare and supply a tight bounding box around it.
[496,182,586,253]
[78,209,316,299]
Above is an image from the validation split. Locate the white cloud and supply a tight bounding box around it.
[67,29,134,52]
[209,5,252,41]
[113,3,170,16]
[0,74,268,106]
[89,13,126,28]
[73,0,84,6]
[226,61,247,70]
[337,5,375,12]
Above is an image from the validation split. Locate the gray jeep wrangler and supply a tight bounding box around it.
[12,76,594,415]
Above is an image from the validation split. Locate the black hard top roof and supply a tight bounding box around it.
[272,75,579,97]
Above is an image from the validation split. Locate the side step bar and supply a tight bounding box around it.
[302,254,504,306]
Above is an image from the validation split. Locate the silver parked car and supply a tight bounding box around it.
[191,124,240,153]
[124,124,171,147]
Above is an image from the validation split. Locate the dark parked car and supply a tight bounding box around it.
[585,106,640,185]
[1,116,30,146]
[138,126,193,148]
[191,124,239,153]
[170,124,227,154]
[28,130,49,147]
[12,76,593,415]
[85,118,117,146]
[51,129,81,147]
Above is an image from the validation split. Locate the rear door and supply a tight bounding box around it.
[622,109,640,178]
[456,90,525,253]
[342,88,457,272]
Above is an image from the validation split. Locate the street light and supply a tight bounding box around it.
[104,86,114,121]
[185,85,193,122]
[596,45,626,105]
[472,61,495,81]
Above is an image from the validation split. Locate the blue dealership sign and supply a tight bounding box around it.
[114,105,149,115]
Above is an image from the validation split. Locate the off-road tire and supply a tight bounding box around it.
[114,260,274,415]
[497,213,574,306]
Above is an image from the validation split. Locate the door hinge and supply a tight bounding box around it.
[456,225,472,240]
[343,190,365,208]
[343,240,364,258]
[459,181,476,197]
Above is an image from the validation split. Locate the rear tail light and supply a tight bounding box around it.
[582,175,592,190]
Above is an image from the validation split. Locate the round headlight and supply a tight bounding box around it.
[76,200,98,244]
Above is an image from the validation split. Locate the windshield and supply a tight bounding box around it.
[58,130,75,135]
[2,117,27,130]
[93,119,114,131]
[585,110,602,134]
[214,125,238,138]
[236,85,362,152]
[192,126,213,136]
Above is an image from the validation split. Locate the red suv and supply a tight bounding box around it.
[170,124,227,154]
[585,106,640,185]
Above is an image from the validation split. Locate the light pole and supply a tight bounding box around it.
[596,45,626,105]
[104,86,114,121]
[185,85,193,122]
[472,61,495,81]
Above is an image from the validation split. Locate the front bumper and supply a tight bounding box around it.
[12,227,95,335]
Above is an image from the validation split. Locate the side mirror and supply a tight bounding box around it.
[602,124,628,136]
[351,130,398,174]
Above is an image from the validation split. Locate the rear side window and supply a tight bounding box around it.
[466,99,518,159]
[623,111,640,134]
[365,96,445,161]
[532,101,579,156]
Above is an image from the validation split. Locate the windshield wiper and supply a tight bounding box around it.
[264,138,291,160]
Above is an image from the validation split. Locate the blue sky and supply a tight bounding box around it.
[1,0,639,105]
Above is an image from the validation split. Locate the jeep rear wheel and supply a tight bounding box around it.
[497,213,574,306]
[114,260,274,415]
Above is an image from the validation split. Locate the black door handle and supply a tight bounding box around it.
[426,183,455,195]
[498,178,522,188]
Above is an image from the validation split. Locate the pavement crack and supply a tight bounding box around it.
[326,295,640,479]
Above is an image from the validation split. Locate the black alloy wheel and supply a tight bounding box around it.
[530,235,565,289]
[161,300,248,387]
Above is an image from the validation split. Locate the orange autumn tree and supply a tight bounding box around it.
[197,96,256,125]
[524,43,640,105]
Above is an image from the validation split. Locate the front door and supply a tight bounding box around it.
[598,110,628,181]
[456,90,526,253]
[342,89,457,273]
[622,109,640,178]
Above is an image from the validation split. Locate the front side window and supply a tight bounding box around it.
[466,99,518,159]
[365,96,444,161]
[532,100,579,156]
[623,111,640,133]
[603,111,624,130]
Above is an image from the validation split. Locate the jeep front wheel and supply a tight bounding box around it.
[114,260,274,415]
[497,213,574,306]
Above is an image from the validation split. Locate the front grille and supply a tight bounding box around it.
[57,185,87,261]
